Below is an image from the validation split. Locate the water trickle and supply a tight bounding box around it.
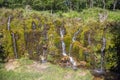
[11,32,18,59]
[41,56,46,63]
[88,32,96,68]
[7,16,11,31]
[72,29,80,42]
[69,56,77,67]
[60,28,67,56]
[40,25,49,63]
[99,13,108,23]
[60,28,81,69]
[100,37,106,70]
[92,37,106,75]
[60,28,64,39]
[40,44,47,63]
[69,29,80,69]
[69,29,80,56]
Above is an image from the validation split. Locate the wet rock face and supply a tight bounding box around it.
[78,61,87,67]
[59,56,71,67]
[40,44,48,63]
[32,21,37,30]
[7,15,11,31]
[40,55,47,63]
[92,69,106,76]
[42,44,47,50]
[59,56,79,70]
[92,70,120,80]
[98,13,108,23]
[60,56,70,63]
[11,32,18,59]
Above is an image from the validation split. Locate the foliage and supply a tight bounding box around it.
[0,0,120,11]
[0,0,3,6]
[0,8,120,70]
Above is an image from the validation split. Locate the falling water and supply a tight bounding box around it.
[72,29,80,42]
[11,32,18,59]
[69,44,73,56]
[7,16,11,31]
[60,28,64,38]
[41,45,47,63]
[60,28,67,56]
[92,37,106,75]
[69,29,80,56]
[69,29,80,69]
[101,37,106,70]
[41,25,49,63]
[83,32,92,62]
[69,56,77,69]
[88,32,96,68]
[60,28,81,69]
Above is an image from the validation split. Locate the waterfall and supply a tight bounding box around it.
[60,28,67,56]
[69,56,77,68]
[68,29,80,69]
[60,28,64,38]
[41,24,48,63]
[92,36,106,75]
[41,45,47,63]
[69,29,80,56]
[72,29,80,42]
[7,16,11,31]
[101,37,106,70]
[11,32,18,59]
[88,31,96,68]
[60,27,77,69]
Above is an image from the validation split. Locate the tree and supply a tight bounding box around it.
[102,0,106,9]
[88,0,93,8]
[0,0,3,7]
[113,0,118,10]
[0,0,120,11]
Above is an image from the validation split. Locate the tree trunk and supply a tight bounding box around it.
[102,0,106,9]
[89,0,93,8]
[69,0,72,11]
[113,0,117,10]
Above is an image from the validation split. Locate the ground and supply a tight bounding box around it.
[0,58,95,80]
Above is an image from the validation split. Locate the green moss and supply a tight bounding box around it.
[0,8,119,70]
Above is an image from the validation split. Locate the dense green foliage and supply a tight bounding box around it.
[0,0,120,11]
[0,8,120,71]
